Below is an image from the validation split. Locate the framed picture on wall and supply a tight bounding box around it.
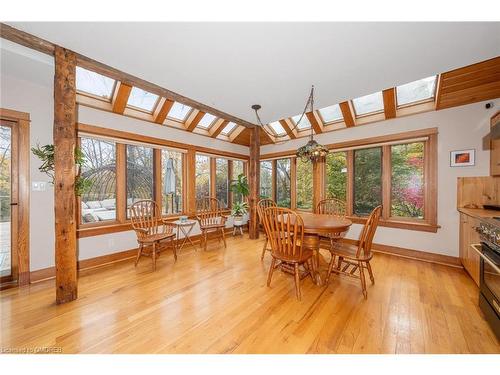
[450,149,475,167]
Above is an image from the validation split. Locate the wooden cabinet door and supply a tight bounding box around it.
[467,217,481,286]
[459,213,469,266]
[491,111,500,176]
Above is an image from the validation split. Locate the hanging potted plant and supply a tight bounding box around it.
[230,173,249,225]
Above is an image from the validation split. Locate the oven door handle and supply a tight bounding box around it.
[470,244,500,274]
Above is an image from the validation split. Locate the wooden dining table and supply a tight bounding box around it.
[296,212,352,285]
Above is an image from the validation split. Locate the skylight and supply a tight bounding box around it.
[396,76,437,107]
[198,113,217,129]
[127,87,159,112]
[292,114,311,130]
[352,92,384,116]
[318,104,343,123]
[221,122,237,136]
[168,102,192,121]
[76,66,116,100]
[269,121,286,136]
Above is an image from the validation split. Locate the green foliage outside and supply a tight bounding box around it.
[296,158,312,210]
[325,152,347,201]
[353,147,382,216]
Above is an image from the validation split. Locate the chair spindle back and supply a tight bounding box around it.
[356,205,382,258]
[316,198,346,217]
[130,200,162,238]
[262,207,305,260]
[196,197,224,227]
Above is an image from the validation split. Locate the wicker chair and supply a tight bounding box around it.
[326,205,382,299]
[262,206,315,300]
[196,197,227,251]
[130,200,177,271]
[257,198,277,260]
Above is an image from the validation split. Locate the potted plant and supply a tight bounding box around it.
[231,201,248,226]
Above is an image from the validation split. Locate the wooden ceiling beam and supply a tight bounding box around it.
[339,101,355,127]
[185,110,205,131]
[0,22,256,130]
[229,126,246,143]
[209,119,229,138]
[382,88,397,119]
[260,127,275,145]
[153,98,175,124]
[306,111,324,134]
[279,119,297,139]
[111,82,132,114]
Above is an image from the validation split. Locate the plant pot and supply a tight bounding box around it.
[233,215,244,226]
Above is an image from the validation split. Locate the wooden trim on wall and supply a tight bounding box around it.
[382,88,397,119]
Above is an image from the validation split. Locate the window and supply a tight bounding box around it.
[198,114,217,129]
[354,147,382,216]
[161,150,183,215]
[352,92,384,117]
[396,76,437,107]
[325,151,347,201]
[221,122,237,136]
[127,87,159,112]
[391,142,424,218]
[318,104,343,124]
[215,158,229,208]
[296,158,313,210]
[276,158,291,208]
[168,102,192,121]
[80,137,117,223]
[232,160,245,204]
[269,121,286,136]
[76,67,116,100]
[195,154,210,200]
[260,161,273,199]
[126,145,154,217]
[291,115,311,130]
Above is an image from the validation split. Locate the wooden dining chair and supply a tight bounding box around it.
[316,198,348,249]
[326,205,382,299]
[130,199,177,271]
[257,198,277,260]
[196,197,227,251]
[262,206,316,300]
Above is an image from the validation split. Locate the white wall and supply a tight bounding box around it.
[262,99,500,257]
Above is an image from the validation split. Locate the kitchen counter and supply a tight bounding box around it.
[458,207,500,219]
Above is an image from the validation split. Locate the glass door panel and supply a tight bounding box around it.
[0,122,12,279]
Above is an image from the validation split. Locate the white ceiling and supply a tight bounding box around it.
[7,22,500,124]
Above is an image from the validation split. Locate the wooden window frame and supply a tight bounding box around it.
[76,123,248,237]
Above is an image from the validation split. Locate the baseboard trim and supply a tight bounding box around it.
[337,238,462,268]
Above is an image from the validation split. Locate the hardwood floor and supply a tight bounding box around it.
[0,236,499,354]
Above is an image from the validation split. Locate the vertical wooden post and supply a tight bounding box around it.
[53,46,77,304]
[312,157,325,212]
[248,126,260,239]
[186,147,196,215]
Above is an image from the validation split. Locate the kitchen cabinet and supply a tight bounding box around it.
[459,213,481,286]
[491,111,500,176]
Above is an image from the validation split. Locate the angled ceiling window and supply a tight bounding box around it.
[221,122,237,136]
[127,87,159,112]
[318,104,343,123]
[396,76,437,107]
[291,114,311,130]
[352,92,384,117]
[168,102,192,121]
[197,113,217,129]
[269,121,286,136]
[76,66,116,100]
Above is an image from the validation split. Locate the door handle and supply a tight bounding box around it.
[10,202,18,206]
[470,244,500,274]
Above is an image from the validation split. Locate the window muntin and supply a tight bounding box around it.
[291,114,311,130]
[215,158,229,208]
[325,151,347,201]
[260,161,273,199]
[353,147,382,216]
[127,87,160,112]
[126,145,154,217]
[76,67,116,100]
[232,160,245,204]
[80,137,117,223]
[296,158,313,210]
[396,76,437,107]
[167,102,192,121]
[221,122,237,136]
[391,142,424,218]
[276,158,291,208]
[318,104,343,124]
[269,121,286,136]
[195,154,210,200]
[198,114,217,129]
[161,150,183,215]
[352,92,384,117]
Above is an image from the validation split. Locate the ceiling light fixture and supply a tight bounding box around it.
[252,85,328,162]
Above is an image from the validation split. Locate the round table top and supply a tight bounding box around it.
[172,219,197,226]
[296,212,352,235]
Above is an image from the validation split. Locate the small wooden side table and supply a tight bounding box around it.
[172,219,197,251]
